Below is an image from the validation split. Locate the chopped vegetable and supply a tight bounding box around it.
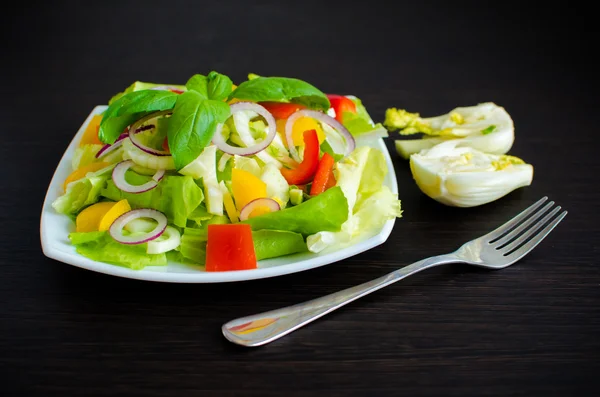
[231,168,268,211]
[309,153,335,196]
[206,224,257,271]
[280,130,320,185]
[259,102,305,119]
[79,115,103,146]
[63,161,111,190]
[326,94,357,123]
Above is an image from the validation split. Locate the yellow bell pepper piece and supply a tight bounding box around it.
[76,199,131,233]
[98,199,131,231]
[79,115,103,146]
[276,118,326,148]
[63,161,110,191]
[223,189,239,223]
[231,168,267,211]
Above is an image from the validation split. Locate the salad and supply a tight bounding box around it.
[52,72,402,271]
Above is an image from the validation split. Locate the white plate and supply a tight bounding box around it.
[40,106,398,283]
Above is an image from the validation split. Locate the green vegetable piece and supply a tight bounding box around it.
[68,231,167,270]
[384,108,434,135]
[289,188,304,206]
[228,76,330,111]
[179,228,208,265]
[242,186,348,236]
[52,166,113,215]
[167,91,231,170]
[252,230,307,260]
[102,173,204,228]
[99,90,179,144]
[186,71,234,101]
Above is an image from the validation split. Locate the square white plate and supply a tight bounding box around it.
[40,106,398,283]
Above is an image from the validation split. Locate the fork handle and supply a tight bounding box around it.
[222,254,458,347]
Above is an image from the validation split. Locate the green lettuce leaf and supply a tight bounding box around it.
[71,144,102,169]
[242,186,348,236]
[179,228,208,265]
[68,231,167,270]
[252,230,307,260]
[101,173,203,228]
[52,165,114,215]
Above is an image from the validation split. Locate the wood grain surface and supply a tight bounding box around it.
[1,1,598,396]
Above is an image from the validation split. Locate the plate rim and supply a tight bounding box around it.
[40,105,398,283]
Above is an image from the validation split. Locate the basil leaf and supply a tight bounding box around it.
[207,71,233,101]
[186,74,209,99]
[228,77,330,111]
[167,91,231,170]
[99,90,178,144]
[186,72,233,101]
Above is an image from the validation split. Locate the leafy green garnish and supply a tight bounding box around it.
[320,140,344,162]
[185,71,233,101]
[99,90,179,144]
[228,77,330,111]
[481,125,497,135]
[167,91,231,170]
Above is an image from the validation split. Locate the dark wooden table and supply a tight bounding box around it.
[2,1,598,396]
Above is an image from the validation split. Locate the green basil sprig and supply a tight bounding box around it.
[228,76,330,111]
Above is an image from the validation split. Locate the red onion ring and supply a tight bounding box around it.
[211,102,277,156]
[96,133,129,159]
[285,109,356,162]
[112,160,165,194]
[149,85,184,94]
[109,208,168,245]
[128,111,172,157]
[239,198,281,221]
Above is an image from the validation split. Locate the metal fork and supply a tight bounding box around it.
[222,197,567,347]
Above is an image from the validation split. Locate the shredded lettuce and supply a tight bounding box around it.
[68,231,167,270]
[72,144,103,169]
[102,173,203,228]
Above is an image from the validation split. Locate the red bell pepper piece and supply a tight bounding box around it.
[205,224,257,272]
[326,94,357,123]
[259,102,306,119]
[280,130,320,185]
[309,153,335,196]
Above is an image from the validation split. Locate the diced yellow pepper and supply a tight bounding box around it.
[76,199,131,233]
[79,115,103,146]
[223,189,239,223]
[231,168,267,211]
[63,161,110,191]
[98,199,131,231]
[276,118,326,147]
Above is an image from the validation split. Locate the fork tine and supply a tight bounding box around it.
[503,210,568,263]
[485,197,548,242]
[493,201,555,247]
[499,206,561,253]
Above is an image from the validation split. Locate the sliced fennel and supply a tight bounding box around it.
[123,139,175,170]
[410,140,533,207]
[387,102,515,159]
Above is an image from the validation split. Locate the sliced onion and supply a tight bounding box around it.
[150,85,184,94]
[239,198,280,221]
[128,111,172,156]
[147,226,181,254]
[212,102,277,156]
[109,209,167,245]
[285,109,356,162]
[112,160,165,194]
[96,133,128,159]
